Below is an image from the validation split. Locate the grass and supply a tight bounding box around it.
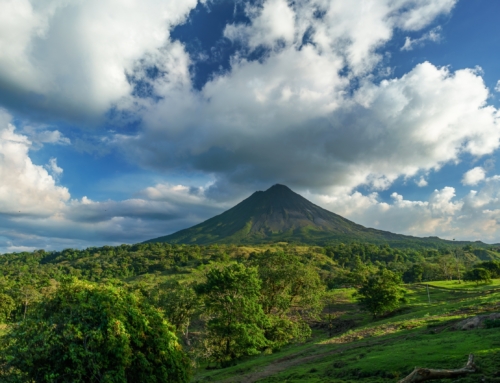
[261,329,500,383]
[425,278,500,291]
[193,282,500,383]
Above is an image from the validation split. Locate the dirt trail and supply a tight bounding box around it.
[220,338,397,383]
[216,309,489,383]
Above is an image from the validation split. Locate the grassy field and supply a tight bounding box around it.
[426,278,500,291]
[193,283,500,383]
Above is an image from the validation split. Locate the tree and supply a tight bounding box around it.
[0,279,191,383]
[463,268,492,286]
[475,261,500,278]
[437,254,456,281]
[252,251,324,348]
[0,293,15,323]
[16,284,41,320]
[154,281,200,345]
[402,264,424,283]
[196,263,268,367]
[356,269,407,317]
[349,255,374,285]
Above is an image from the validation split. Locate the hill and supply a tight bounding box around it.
[194,282,500,383]
[145,184,481,247]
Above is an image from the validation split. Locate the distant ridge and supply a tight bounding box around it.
[145,184,485,247]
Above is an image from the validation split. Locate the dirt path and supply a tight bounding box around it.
[220,338,397,383]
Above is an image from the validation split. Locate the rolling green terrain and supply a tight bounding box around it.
[146,185,494,249]
[1,241,500,382]
[194,283,500,383]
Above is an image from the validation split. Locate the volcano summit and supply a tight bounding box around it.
[146,184,464,247]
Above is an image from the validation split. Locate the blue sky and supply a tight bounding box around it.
[1,0,500,252]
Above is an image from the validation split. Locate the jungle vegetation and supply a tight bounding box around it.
[1,241,500,382]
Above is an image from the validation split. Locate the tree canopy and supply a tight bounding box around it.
[356,269,407,317]
[0,279,191,383]
[196,263,269,367]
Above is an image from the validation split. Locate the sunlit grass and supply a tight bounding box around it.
[193,283,500,383]
[426,278,500,290]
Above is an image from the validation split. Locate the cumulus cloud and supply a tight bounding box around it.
[123,60,499,198]
[495,80,500,93]
[0,110,70,216]
[314,178,500,243]
[0,0,198,123]
[0,0,457,126]
[0,104,223,252]
[224,0,456,75]
[108,0,496,200]
[462,167,486,186]
[0,183,228,253]
[65,183,228,224]
[5,0,500,251]
[224,0,296,49]
[401,26,442,51]
[416,176,428,187]
[0,110,228,252]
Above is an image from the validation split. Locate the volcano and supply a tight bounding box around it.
[145,184,468,246]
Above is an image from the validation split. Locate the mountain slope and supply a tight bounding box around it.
[145,184,480,247]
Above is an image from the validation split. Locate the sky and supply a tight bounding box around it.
[1,0,500,253]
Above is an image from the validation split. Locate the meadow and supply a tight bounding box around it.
[194,283,500,382]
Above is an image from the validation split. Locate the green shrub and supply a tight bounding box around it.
[0,279,191,383]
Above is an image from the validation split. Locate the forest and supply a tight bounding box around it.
[1,241,500,382]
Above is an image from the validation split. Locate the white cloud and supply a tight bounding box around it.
[45,158,63,177]
[65,183,229,225]
[495,80,500,93]
[6,245,37,253]
[30,130,70,145]
[7,0,500,250]
[462,167,486,186]
[0,110,70,216]
[401,26,442,51]
[126,60,499,198]
[224,0,296,49]
[314,178,500,242]
[0,112,209,250]
[0,0,198,122]
[0,185,226,253]
[109,0,491,199]
[0,155,229,251]
[0,110,228,250]
[224,0,456,76]
[416,176,428,187]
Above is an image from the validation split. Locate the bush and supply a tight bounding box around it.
[463,268,492,285]
[0,279,191,383]
[356,269,407,317]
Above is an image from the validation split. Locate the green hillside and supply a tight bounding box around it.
[2,242,500,381]
[194,283,500,383]
[146,184,488,248]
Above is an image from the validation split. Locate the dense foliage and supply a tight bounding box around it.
[356,269,407,317]
[252,251,324,348]
[463,268,492,285]
[196,264,269,366]
[0,279,191,383]
[0,241,499,379]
